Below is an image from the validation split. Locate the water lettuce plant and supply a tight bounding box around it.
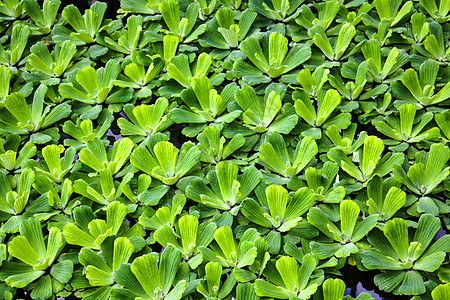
[361,214,450,295]
[0,0,449,299]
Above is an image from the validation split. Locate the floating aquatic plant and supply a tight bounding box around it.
[0,0,449,299]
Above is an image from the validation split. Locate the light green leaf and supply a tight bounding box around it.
[241,198,272,228]
[267,185,288,227]
[340,200,359,240]
[179,215,198,254]
[361,251,403,270]
[131,254,160,297]
[322,278,346,300]
[254,279,290,298]
[276,256,298,291]
[214,226,236,261]
[112,237,134,271]
[384,218,409,262]
[361,136,384,179]
[50,260,73,283]
[8,236,40,267]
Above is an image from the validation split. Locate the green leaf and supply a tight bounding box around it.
[424,144,450,192]
[431,284,450,300]
[362,250,403,270]
[396,270,425,295]
[340,200,359,240]
[166,280,186,300]
[154,225,180,250]
[131,254,160,297]
[63,223,98,249]
[380,187,406,221]
[283,187,315,224]
[413,252,445,272]
[362,39,381,74]
[383,218,409,262]
[240,37,268,74]
[42,144,62,178]
[50,260,73,283]
[276,256,298,291]
[10,23,31,65]
[374,271,404,292]
[361,136,384,179]
[311,26,334,60]
[8,236,40,266]
[154,141,178,175]
[160,246,182,294]
[292,136,318,176]
[237,246,257,268]
[5,93,31,125]
[236,283,259,300]
[114,264,146,296]
[259,133,289,176]
[138,185,170,206]
[160,0,180,35]
[266,185,288,227]
[413,214,440,256]
[0,65,11,100]
[310,242,343,259]
[317,90,341,127]
[241,198,272,228]
[30,275,52,300]
[216,161,240,205]
[322,278,346,300]
[178,215,198,254]
[334,23,356,59]
[45,227,64,264]
[298,253,317,290]
[269,32,288,69]
[85,265,114,286]
[79,247,111,273]
[352,214,379,243]
[254,279,290,298]
[214,226,236,261]
[77,67,99,96]
[4,267,45,288]
[20,218,46,260]
[402,69,422,101]
[308,207,341,241]
[112,237,134,271]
